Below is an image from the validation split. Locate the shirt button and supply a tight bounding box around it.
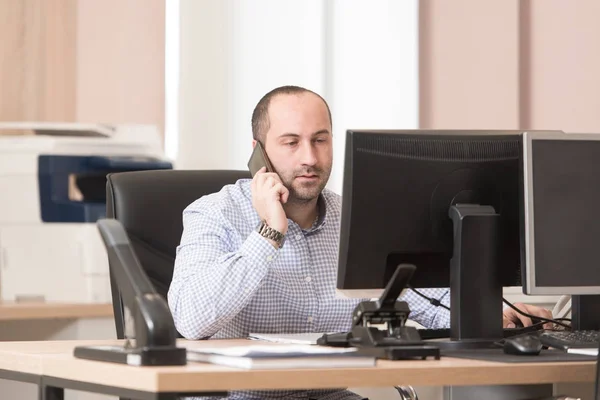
[295,234,302,240]
[305,276,312,283]
[307,316,314,323]
[266,255,273,262]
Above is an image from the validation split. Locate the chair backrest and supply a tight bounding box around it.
[105,169,251,339]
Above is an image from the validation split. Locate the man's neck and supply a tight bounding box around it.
[284,198,319,230]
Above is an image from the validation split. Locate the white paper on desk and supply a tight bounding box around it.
[567,348,598,356]
[186,344,375,369]
[190,344,357,358]
[248,332,325,345]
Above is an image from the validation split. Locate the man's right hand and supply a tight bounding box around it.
[251,167,289,236]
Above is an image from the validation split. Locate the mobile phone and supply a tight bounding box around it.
[248,141,275,177]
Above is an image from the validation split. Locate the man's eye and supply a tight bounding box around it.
[285,142,297,146]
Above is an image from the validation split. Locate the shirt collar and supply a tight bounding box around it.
[304,193,327,234]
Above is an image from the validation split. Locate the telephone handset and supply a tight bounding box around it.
[248,141,275,177]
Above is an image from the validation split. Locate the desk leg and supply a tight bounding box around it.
[39,384,64,400]
[443,384,553,400]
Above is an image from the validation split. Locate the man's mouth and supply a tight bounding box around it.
[296,174,319,180]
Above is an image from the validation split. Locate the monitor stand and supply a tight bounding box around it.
[571,295,600,330]
[432,204,504,351]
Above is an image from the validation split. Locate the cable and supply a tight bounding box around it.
[502,298,571,329]
[553,295,572,320]
[409,287,572,329]
[409,286,450,311]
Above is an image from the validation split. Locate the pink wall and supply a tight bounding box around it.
[419,0,520,129]
[420,0,600,133]
[524,0,600,132]
[76,0,165,133]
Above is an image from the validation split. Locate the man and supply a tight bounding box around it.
[168,85,552,400]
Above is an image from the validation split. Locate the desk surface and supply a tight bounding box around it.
[0,302,113,321]
[0,339,595,393]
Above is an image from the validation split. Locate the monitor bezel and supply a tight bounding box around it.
[523,130,600,295]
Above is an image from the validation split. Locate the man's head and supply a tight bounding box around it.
[251,86,333,204]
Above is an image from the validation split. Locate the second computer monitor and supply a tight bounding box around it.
[522,131,600,295]
[521,130,600,330]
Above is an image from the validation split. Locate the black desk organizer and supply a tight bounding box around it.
[321,264,440,360]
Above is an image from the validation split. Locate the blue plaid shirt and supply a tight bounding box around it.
[168,179,450,400]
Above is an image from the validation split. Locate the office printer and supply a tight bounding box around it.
[0,123,172,304]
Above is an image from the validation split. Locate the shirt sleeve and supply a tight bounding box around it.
[400,288,450,329]
[167,204,279,339]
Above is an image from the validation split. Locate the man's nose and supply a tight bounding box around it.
[299,142,317,166]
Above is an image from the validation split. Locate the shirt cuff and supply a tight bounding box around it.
[238,230,280,270]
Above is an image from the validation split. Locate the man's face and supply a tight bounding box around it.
[259,92,333,203]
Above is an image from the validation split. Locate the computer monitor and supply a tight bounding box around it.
[337,129,561,349]
[521,130,600,330]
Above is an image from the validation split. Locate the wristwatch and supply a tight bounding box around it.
[256,220,286,248]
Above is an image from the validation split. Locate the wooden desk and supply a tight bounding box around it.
[0,302,113,321]
[0,339,594,400]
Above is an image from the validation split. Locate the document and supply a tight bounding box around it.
[248,332,326,345]
[186,344,376,369]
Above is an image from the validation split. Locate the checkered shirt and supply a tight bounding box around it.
[168,179,450,400]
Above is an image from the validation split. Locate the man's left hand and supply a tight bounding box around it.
[503,303,554,329]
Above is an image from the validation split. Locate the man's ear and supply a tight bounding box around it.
[252,139,257,149]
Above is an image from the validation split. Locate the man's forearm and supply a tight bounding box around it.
[168,231,279,339]
[401,288,451,329]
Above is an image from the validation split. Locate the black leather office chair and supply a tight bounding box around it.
[105,169,251,339]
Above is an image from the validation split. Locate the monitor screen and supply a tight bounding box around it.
[337,130,529,295]
[522,131,600,295]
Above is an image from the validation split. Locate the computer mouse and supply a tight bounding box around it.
[503,335,542,355]
[513,320,524,328]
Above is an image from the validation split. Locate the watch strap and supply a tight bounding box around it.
[256,221,285,248]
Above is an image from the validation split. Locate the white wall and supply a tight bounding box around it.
[176,1,235,170]
[174,0,418,194]
[327,0,419,193]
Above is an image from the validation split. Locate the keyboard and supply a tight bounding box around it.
[539,330,600,350]
[417,325,542,340]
